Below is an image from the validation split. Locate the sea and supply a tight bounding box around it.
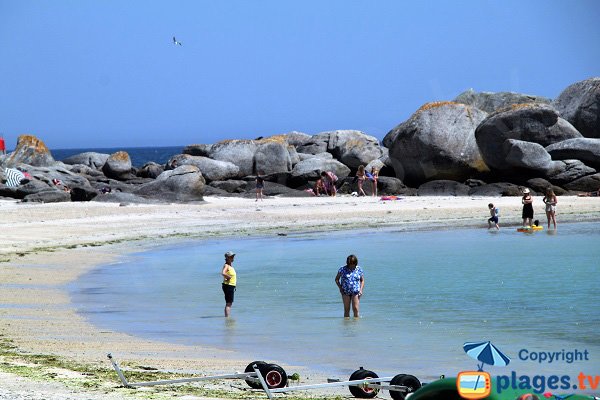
[50,146,184,167]
[69,222,600,382]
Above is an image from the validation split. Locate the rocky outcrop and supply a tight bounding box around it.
[296,132,330,155]
[208,140,258,177]
[102,151,135,180]
[468,182,523,197]
[290,158,351,182]
[3,135,56,167]
[23,189,72,203]
[418,180,470,196]
[134,165,205,202]
[168,154,239,182]
[326,130,384,169]
[62,152,110,170]
[209,180,248,193]
[475,103,582,171]
[454,89,551,113]
[254,141,292,175]
[563,173,600,192]
[553,77,600,138]
[137,162,164,179]
[386,102,489,185]
[546,138,600,169]
[546,160,596,185]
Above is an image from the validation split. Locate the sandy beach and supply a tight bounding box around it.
[1,195,599,399]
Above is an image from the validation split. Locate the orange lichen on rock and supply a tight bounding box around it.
[492,102,540,116]
[416,101,460,113]
[111,151,131,161]
[17,134,50,154]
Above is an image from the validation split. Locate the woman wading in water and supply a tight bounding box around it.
[335,254,365,318]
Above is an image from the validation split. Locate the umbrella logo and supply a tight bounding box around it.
[457,341,511,399]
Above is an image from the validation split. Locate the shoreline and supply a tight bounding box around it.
[1,195,600,399]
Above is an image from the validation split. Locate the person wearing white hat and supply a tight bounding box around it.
[221,251,237,317]
[521,188,534,227]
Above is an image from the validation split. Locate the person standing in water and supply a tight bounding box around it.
[221,251,237,317]
[543,188,558,230]
[521,188,534,227]
[335,254,365,318]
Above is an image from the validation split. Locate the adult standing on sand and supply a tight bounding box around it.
[221,251,237,317]
[543,188,558,230]
[521,188,534,227]
[335,254,364,318]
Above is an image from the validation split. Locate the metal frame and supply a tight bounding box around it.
[107,353,259,388]
[257,368,408,400]
[108,354,409,399]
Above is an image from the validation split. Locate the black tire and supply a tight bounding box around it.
[389,374,421,400]
[259,363,288,389]
[349,368,380,398]
[244,361,267,389]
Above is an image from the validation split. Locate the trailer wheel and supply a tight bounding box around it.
[349,368,380,398]
[244,361,267,389]
[259,363,288,389]
[389,374,421,400]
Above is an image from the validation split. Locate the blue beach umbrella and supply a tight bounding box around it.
[463,341,511,371]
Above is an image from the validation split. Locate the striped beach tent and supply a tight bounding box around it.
[3,168,25,187]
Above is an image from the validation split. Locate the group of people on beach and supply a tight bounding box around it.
[220,252,364,319]
[256,167,380,198]
[487,187,559,230]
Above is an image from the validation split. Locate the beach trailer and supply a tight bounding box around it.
[107,354,420,399]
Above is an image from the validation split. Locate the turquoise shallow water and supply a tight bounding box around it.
[70,223,600,380]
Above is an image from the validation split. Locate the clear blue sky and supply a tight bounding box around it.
[1,0,599,149]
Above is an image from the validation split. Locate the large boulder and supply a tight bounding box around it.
[182,143,213,157]
[134,165,205,202]
[468,182,523,196]
[545,138,600,169]
[254,141,292,175]
[4,135,56,167]
[62,152,110,170]
[297,152,333,161]
[385,102,489,186]
[168,154,239,182]
[553,77,600,138]
[326,130,384,169]
[475,103,583,171]
[209,180,248,193]
[23,189,71,203]
[137,162,164,179]
[290,158,351,182]
[102,151,135,180]
[266,131,312,147]
[546,160,596,185]
[208,140,258,177]
[454,89,550,113]
[417,180,470,196]
[563,173,600,192]
[296,132,331,155]
[503,139,555,172]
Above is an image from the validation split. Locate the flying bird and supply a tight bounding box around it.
[173,36,182,46]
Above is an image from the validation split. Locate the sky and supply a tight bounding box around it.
[1,1,599,150]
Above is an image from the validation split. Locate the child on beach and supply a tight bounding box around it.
[543,188,558,230]
[355,165,367,197]
[334,254,364,318]
[487,203,500,230]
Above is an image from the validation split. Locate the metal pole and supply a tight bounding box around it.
[255,364,275,400]
[107,353,131,387]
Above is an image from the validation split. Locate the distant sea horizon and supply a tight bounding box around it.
[50,146,185,168]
